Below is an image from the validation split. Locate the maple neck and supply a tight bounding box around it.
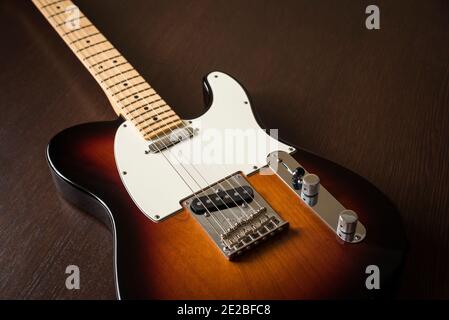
[32,0,183,140]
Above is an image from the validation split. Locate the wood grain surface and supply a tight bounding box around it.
[0,0,448,299]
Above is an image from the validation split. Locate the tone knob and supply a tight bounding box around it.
[301,173,320,197]
[337,210,358,242]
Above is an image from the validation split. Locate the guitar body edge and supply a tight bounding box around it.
[46,115,406,299]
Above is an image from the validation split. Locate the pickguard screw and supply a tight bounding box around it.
[154,215,160,220]
[123,124,127,127]
[145,150,149,154]
[244,101,248,104]
[122,171,127,175]
[289,147,294,151]
[253,166,258,170]
[184,201,190,205]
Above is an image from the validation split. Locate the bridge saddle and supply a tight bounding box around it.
[183,172,289,260]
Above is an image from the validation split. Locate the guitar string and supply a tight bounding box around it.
[38,1,235,234]
[39,1,267,236]
[40,0,265,233]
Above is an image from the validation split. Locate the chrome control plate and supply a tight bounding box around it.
[182,172,289,259]
[267,151,366,243]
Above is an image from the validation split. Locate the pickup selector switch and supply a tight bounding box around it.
[292,167,306,190]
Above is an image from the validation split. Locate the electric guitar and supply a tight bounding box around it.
[33,0,406,299]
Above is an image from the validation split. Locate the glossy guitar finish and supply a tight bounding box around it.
[33,0,406,299]
[47,84,406,299]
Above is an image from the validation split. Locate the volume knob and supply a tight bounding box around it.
[301,173,320,197]
[337,210,358,242]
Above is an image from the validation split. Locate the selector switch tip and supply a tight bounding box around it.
[292,167,306,190]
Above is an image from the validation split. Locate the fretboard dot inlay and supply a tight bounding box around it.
[33,0,180,141]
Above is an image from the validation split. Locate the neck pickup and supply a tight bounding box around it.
[147,125,194,153]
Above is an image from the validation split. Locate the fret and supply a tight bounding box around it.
[82,47,115,61]
[55,15,86,28]
[143,122,185,140]
[127,99,165,115]
[142,119,184,137]
[140,117,182,133]
[47,10,66,19]
[134,107,174,121]
[111,80,146,96]
[122,93,158,109]
[136,111,177,126]
[77,39,108,52]
[117,87,153,103]
[70,32,101,45]
[41,0,67,9]
[95,62,128,75]
[33,0,181,140]
[105,75,141,90]
[62,24,94,36]
[101,68,135,83]
[90,55,122,69]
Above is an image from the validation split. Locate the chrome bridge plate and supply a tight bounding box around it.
[182,173,289,260]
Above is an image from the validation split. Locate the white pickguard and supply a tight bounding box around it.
[114,71,293,221]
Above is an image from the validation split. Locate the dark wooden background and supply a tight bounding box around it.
[0,0,448,299]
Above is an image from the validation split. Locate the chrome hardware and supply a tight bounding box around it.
[268,151,366,243]
[301,173,320,197]
[182,173,289,259]
[337,210,358,242]
[148,125,194,153]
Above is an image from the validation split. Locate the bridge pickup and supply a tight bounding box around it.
[148,126,194,153]
[183,173,289,260]
[190,186,254,214]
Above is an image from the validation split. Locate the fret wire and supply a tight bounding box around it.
[95,62,128,75]
[34,0,259,227]
[69,32,101,45]
[127,100,165,115]
[136,112,176,126]
[122,93,158,108]
[90,55,122,68]
[34,0,182,141]
[111,80,147,95]
[41,0,67,9]
[77,39,109,53]
[117,87,153,102]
